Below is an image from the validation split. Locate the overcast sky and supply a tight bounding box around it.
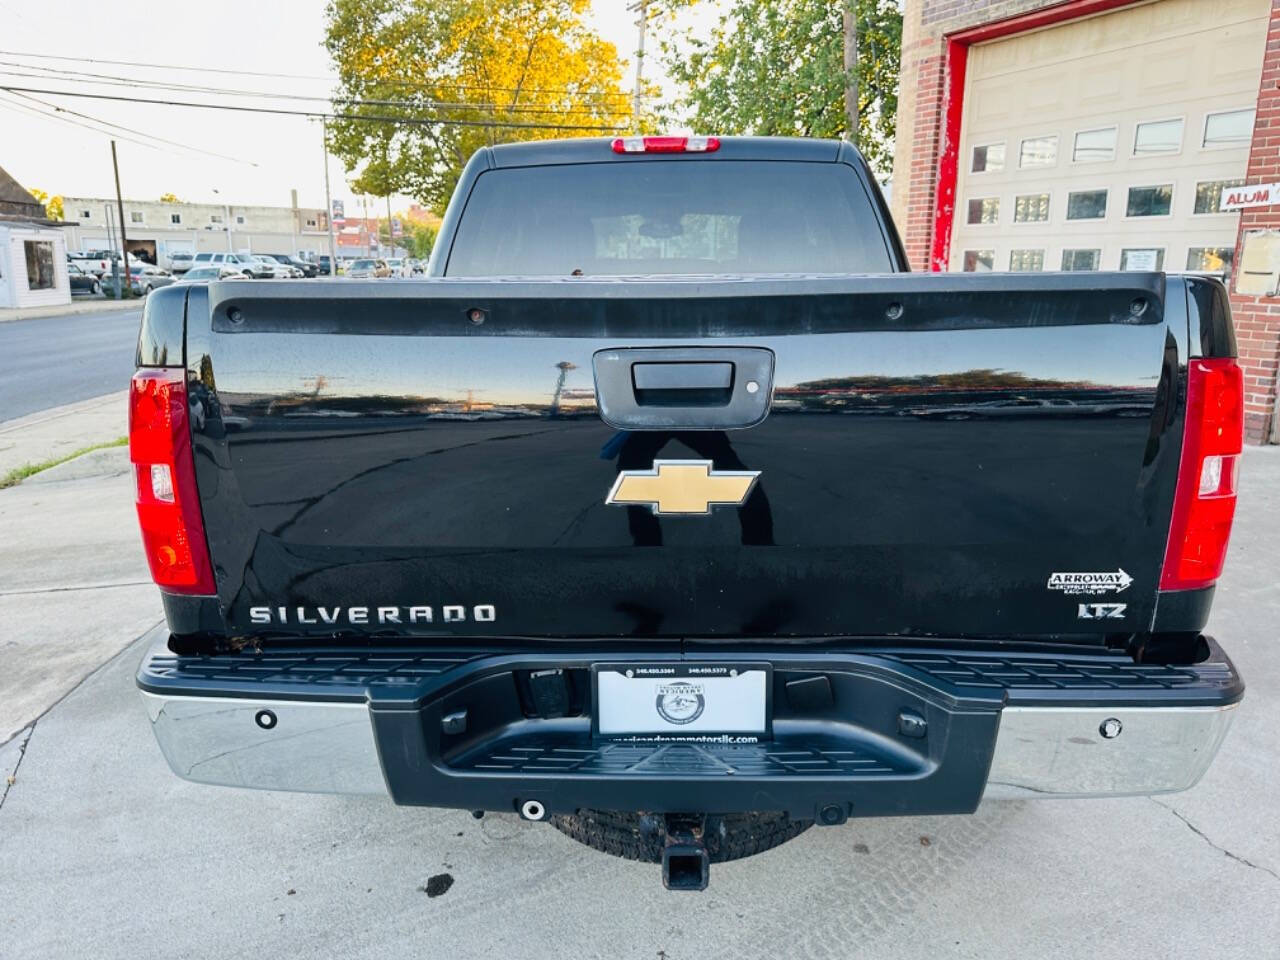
[0,0,719,214]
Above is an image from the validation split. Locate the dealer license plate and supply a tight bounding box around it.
[593,663,771,738]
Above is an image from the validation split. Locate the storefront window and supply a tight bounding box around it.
[1133,119,1183,155]
[1186,247,1233,273]
[1120,248,1164,271]
[1009,249,1044,271]
[1126,185,1173,217]
[1203,109,1254,148]
[24,240,55,290]
[1194,179,1244,214]
[962,250,995,272]
[1013,194,1050,223]
[966,197,999,225]
[1066,190,1107,220]
[1061,249,1101,271]
[1019,136,1057,168]
[971,143,1005,173]
[1073,128,1116,163]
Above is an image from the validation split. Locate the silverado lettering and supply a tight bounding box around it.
[247,605,497,625]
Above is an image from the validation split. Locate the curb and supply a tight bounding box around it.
[0,298,142,324]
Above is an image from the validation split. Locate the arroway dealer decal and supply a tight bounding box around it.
[1047,569,1134,595]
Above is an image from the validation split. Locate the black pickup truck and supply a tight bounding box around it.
[131,136,1244,890]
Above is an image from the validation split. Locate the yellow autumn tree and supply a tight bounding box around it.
[28,188,64,221]
[324,0,631,211]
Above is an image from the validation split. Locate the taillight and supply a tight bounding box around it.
[129,369,215,594]
[1160,358,1243,591]
[611,135,720,154]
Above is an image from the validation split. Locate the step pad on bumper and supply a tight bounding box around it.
[458,737,906,777]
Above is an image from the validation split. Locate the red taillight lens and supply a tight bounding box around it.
[611,135,720,154]
[1160,358,1244,591]
[129,369,215,594]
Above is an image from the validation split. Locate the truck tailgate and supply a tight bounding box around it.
[187,273,1179,640]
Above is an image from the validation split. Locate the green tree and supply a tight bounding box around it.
[324,0,631,212]
[660,0,901,176]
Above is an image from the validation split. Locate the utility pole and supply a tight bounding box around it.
[843,2,858,147]
[362,195,370,256]
[386,194,393,254]
[628,0,648,128]
[110,140,131,299]
[321,119,338,274]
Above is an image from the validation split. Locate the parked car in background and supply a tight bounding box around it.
[191,252,257,277]
[248,255,291,278]
[262,253,317,277]
[176,265,249,283]
[316,254,334,276]
[167,251,195,274]
[385,257,412,277]
[66,262,102,296]
[105,263,175,296]
[346,257,390,278]
[69,250,121,277]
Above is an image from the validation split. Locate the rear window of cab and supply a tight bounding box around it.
[445,160,893,277]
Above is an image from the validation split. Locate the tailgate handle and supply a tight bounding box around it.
[632,362,734,406]
[593,347,774,430]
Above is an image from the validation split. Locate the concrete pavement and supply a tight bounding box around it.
[0,445,158,744]
[0,449,1276,958]
[0,390,128,477]
[0,305,141,422]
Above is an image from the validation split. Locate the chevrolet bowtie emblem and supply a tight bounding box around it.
[606,460,761,516]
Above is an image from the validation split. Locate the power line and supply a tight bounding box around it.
[4,89,258,165]
[0,64,629,117]
[0,92,168,155]
[0,84,622,130]
[0,49,650,100]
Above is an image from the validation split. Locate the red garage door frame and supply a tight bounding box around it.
[928,0,1147,272]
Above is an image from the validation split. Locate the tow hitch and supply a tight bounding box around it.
[661,813,711,891]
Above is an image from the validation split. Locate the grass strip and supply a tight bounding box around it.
[0,437,128,490]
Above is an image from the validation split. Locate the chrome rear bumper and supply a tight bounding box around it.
[136,628,1242,813]
[140,693,1237,800]
[983,704,1236,798]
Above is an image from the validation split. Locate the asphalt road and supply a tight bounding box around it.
[0,306,142,422]
[1,447,1277,958]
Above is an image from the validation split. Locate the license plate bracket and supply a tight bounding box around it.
[592,663,772,739]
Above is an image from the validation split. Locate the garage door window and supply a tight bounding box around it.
[1186,247,1233,273]
[1203,109,1254,148]
[1009,249,1044,271]
[966,197,1000,225]
[1019,136,1057,168]
[1133,119,1183,156]
[1066,190,1107,220]
[1126,185,1173,218]
[1194,180,1245,215]
[971,143,1005,173]
[23,240,55,290]
[1120,248,1164,271]
[962,250,995,272]
[1073,127,1116,163]
[1061,249,1101,271]
[1013,194,1051,223]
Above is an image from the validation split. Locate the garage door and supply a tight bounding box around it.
[949,0,1269,276]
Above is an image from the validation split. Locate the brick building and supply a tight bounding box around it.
[892,0,1280,443]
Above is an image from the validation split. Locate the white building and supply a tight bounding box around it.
[0,166,70,310]
[60,194,333,268]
